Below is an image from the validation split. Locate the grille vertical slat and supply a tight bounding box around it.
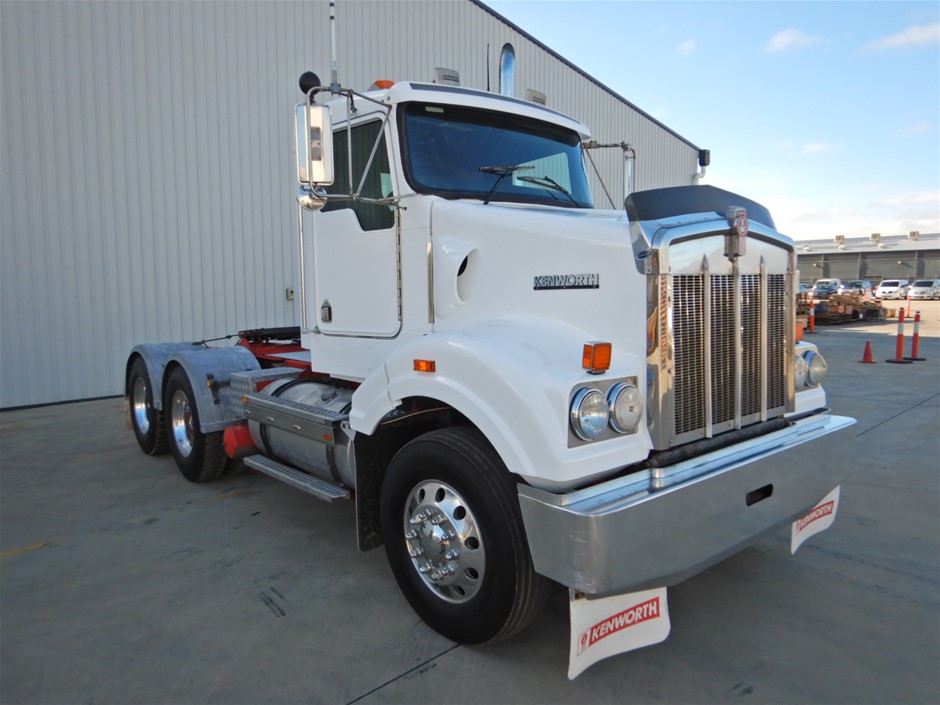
[710,275,735,428]
[673,277,704,434]
[741,275,761,418]
[767,274,787,410]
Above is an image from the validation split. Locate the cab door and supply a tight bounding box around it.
[310,118,400,338]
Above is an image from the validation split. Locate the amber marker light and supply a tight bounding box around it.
[373,79,395,89]
[582,342,612,375]
[414,359,437,373]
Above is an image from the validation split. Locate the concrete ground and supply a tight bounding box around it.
[2,302,938,705]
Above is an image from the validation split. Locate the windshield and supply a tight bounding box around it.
[913,280,932,287]
[400,102,592,208]
[881,281,900,287]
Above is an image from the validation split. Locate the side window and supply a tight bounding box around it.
[323,120,394,231]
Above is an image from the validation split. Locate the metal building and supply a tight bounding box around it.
[0,0,702,408]
[796,232,940,286]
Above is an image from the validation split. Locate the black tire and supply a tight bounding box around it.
[128,357,168,456]
[164,367,228,483]
[380,427,550,644]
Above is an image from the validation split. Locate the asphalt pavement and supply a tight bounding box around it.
[2,302,938,704]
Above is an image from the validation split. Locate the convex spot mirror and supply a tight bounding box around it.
[295,104,334,186]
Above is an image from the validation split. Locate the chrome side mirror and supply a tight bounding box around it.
[295,104,334,187]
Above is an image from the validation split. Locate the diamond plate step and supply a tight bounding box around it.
[244,455,351,503]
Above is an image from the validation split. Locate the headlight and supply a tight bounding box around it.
[794,353,808,388]
[804,350,828,387]
[570,387,609,440]
[607,382,642,434]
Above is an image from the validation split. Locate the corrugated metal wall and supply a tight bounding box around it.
[0,0,699,408]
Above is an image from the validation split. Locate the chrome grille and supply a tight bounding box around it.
[668,272,789,445]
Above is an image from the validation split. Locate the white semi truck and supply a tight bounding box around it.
[125,67,854,673]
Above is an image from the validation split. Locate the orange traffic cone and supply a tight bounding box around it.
[860,341,875,364]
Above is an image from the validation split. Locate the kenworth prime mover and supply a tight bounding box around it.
[125,69,855,676]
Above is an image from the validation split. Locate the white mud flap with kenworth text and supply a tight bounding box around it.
[568,586,670,680]
[791,486,841,554]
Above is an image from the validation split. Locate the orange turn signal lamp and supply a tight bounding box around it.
[373,79,395,89]
[582,342,612,375]
[414,359,436,373]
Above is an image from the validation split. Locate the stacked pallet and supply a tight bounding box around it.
[797,293,885,324]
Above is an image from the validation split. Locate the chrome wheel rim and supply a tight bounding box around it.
[169,389,194,458]
[403,480,485,604]
[132,376,150,434]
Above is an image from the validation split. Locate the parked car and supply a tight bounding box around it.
[874,279,909,300]
[838,280,873,297]
[908,279,940,300]
[810,278,842,297]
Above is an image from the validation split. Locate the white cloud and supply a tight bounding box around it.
[677,40,697,55]
[898,121,931,136]
[800,142,841,155]
[764,28,822,53]
[768,190,940,240]
[862,23,940,51]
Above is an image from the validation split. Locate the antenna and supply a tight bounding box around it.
[329,1,340,93]
[486,43,491,92]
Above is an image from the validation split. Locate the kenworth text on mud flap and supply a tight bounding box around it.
[124,66,855,677]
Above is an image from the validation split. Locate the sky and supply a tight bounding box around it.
[484,0,940,240]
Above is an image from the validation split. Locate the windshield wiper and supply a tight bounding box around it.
[479,165,534,205]
[517,175,579,206]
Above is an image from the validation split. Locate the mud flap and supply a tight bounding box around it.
[568,586,670,680]
[791,485,841,554]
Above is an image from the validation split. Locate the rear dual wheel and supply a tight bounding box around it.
[128,357,168,456]
[164,367,228,483]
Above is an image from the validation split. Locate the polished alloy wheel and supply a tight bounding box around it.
[169,389,194,458]
[402,479,485,604]
[132,376,151,435]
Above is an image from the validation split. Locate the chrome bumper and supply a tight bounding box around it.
[518,413,856,596]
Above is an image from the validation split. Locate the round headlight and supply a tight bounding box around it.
[570,388,609,440]
[805,350,828,386]
[607,382,643,434]
[794,353,809,388]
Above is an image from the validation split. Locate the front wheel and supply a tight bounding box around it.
[380,427,550,644]
[164,367,228,483]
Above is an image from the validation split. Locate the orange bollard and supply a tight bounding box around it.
[808,295,816,334]
[886,308,912,364]
[859,341,875,364]
[905,311,926,361]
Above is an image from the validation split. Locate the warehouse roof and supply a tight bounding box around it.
[795,233,939,255]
